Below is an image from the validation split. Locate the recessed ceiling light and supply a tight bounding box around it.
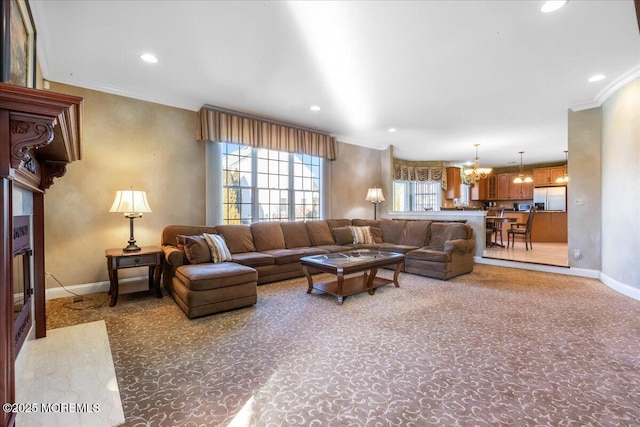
[588,74,606,83]
[140,53,158,64]
[310,105,321,111]
[388,128,397,133]
[540,1,567,13]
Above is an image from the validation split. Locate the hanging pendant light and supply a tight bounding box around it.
[513,151,533,184]
[463,144,492,183]
[556,150,569,183]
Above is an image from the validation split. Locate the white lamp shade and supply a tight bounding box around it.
[365,188,385,203]
[109,190,152,215]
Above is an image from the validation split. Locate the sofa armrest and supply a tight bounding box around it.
[444,238,475,254]
[162,245,187,269]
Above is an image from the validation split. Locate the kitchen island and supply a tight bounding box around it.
[499,210,567,243]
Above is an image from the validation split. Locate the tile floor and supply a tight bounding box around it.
[15,321,125,427]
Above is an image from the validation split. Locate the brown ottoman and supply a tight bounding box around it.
[172,262,258,318]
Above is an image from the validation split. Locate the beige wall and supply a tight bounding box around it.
[601,77,640,289]
[43,83,204,287]
[567,107,602,271]
[43,85,381,288]
[330,141,382,219]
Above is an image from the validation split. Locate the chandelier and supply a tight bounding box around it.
[513,151,533,184]
[556,150,569,183]
[463,144,492,183]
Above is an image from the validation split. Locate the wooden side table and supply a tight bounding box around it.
[105,246,164,307]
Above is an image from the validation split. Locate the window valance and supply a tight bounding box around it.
[393,163,445,184]
[197,106,337,160]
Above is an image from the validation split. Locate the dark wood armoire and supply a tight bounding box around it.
[0,82,82,427]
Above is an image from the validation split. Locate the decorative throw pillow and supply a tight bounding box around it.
[350,226,374,244]
[176,235,188,253]
[203,233,232,263]
[183,235,211,264]
[370,227,384,243]
[332,226,354,245]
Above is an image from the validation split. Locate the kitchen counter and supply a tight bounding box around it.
[499,210,567,243]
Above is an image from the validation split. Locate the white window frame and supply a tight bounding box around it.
[393,180,442,211]
[207,142,325,224]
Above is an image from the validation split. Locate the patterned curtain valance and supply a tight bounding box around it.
[197,106,337,160]
[393,164,445,183]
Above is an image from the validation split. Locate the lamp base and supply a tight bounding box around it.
[123,243,141,252]
[123,216,141,252]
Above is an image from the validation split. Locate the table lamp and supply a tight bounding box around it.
[109,188,152,252]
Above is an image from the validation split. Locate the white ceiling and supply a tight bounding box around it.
[30,0,639,167]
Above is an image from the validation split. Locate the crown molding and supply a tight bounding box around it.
[570,64,640,111]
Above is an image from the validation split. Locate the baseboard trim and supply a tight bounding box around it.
[599,272,640,302]
[45,276,150,300]
[475,256,599,278]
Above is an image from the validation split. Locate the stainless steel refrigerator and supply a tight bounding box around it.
[533,186,566,211]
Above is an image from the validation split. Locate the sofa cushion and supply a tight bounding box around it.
[371,227,384,243]
[262,247,327,265]
[401,220,432,247]
[350,226,374,244]
[406,248,451,263]
[182,235,211,264]
[231,252,275,267]
[427,222,470,251]
[326,219,352,230]
[332,226,354,245]
[163,225,216,247]
[175,234,188,254]
[380,219,407,244]
[281,221,312,248]
[315,244,353,253]
[203,233,232,263]
[374,243,420,254]
[352,219,380,228]
[305,220,335,246]
[250,222,286,251]
[215,225,256,254]
[175,263,257,291]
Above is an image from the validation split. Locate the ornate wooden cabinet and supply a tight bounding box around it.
[0,83,82,427]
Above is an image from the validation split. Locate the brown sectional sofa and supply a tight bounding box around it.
[161,219,475,318]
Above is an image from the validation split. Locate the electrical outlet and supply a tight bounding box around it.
[574,197,584,206]
[573,249,581,260]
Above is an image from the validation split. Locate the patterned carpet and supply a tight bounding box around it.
[46,264,640,427]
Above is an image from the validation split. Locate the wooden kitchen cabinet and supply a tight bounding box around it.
[551,167,566,184]
[533,166,566,187]
[488,175,497,200]
[471,176,489,200]
[509,172,533,199]
[445,167,461,199]
[531,212,567,242]
[497,173,510,199]
[497,172,533,200]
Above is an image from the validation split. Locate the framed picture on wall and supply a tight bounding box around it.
[1,0,36,88]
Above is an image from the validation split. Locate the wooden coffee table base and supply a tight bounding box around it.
[303,264,403,305]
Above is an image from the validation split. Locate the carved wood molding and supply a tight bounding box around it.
[42,160,67,190]
[9,112,56,172]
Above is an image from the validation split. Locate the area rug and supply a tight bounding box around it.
[46,264,640,426]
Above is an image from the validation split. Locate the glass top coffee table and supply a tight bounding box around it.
[300,250,405,305]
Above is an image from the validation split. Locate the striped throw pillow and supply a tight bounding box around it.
[203,233,233,263]
[350,226,374,244]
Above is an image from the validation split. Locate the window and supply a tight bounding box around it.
[393,181,442,211]
[456,184,470,207]
[222,142,321,224]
